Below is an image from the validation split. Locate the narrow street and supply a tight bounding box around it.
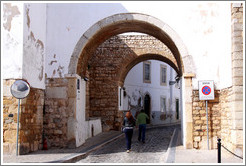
[77,125,180,163]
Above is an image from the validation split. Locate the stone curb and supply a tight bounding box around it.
[165,128,178,163]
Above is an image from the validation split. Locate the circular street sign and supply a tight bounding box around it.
[202,86,211,95]
[10,80,30,99]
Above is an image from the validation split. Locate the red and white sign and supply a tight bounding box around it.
[198,81,214,100]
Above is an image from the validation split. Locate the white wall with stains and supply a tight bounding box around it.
[23,3,46,89]
[45,3,128,79]
[2,3,23,79]
[2,2,232,90]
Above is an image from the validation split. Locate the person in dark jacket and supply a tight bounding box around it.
[122,110,136,153]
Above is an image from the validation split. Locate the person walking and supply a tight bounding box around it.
[122,111,136,153]
[137,109,149,143]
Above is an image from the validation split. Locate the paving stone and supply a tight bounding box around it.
[77,125,177,163]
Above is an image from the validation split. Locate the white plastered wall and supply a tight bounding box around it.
[123,60,181,125]
[75,76,102,147]
[23,3,46,89]
[2,2,23,79]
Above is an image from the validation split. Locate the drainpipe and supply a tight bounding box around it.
[169,67,173,124]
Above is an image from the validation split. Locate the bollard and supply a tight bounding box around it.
[217,138,221,163]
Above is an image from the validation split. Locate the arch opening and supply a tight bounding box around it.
[70,13,194,148]
[123,59,181,127]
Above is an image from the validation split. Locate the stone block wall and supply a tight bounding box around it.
[44,78,70,148]
[220,87,233,150]
[230,3,243,155]
[192,86,242,151]
[192,90,221,149]
[3,79,44,154]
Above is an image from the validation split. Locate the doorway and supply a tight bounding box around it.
[176,99,179,120]
[144,94,151,124]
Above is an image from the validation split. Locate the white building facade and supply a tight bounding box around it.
[123,60,181,125]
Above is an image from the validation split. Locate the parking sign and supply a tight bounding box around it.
[198,80,214,100]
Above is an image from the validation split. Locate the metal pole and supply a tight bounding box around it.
[206,100,209,150]
[217,138,221,163]
[16,99,20,156]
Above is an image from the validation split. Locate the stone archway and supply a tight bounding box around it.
[68,13,191,76]
[68,13,196,149]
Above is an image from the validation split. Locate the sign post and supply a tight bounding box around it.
[198,80,214,150]
[10,80,30,156]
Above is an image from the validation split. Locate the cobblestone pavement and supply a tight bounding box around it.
[77,125,179,163]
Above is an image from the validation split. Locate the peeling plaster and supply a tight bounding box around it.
[49,54,57,65]
[3,3,20,31]
[49,54,64,78]
[37,39,44,49]
[38,66,44,81]
[26,6,30,29]
[52,69,56,77]
[190,3,218,35]
[49,60,57,65]
[57,65,65,78]
[29,31,35,41]
[24,31,45,81]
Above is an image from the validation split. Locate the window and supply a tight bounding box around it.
[143,61,151,83]
[160,64,167,86]
[160,97,166,112]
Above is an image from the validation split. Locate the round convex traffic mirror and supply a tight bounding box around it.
[10,80,30,99]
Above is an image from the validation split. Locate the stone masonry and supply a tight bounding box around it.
[192,86,243,151]
[230,3,243,155]
[3,79,44,155]
[87,35,174,131]
[44,78,70,148]
[220,87,233,150]
[192,90,221,149]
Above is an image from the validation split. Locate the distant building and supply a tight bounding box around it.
[123,60,181,125]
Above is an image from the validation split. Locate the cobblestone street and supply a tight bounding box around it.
[77,125,179,163]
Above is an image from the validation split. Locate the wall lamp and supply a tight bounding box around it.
[169,75,180,85]
[83,77,89,81]
[169,80,176,85]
